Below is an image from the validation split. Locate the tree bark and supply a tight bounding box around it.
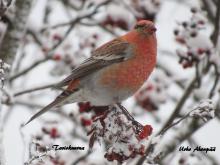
[0,0,33,65]
[0,1,33,164]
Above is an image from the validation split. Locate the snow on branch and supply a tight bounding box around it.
[0,0,12,18]
[144,100,215,164]
[88,104,153,163]
[0,59,10,165]
[174,8,213,69]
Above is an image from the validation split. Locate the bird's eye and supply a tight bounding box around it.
[134,24,146,29]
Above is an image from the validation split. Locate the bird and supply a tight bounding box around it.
[25,20,157,125]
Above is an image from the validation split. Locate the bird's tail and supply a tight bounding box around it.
[24,96,66,126]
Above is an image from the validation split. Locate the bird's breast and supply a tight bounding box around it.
[99,48,156,92]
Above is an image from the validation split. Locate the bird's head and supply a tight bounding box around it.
[134,20,157,36]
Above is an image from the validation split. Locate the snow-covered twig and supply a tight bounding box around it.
[201,0,215,22]
[43,0,112,29]
[160,99,214,135]
[153,100,215,164]
[211,0,220,46]
[0,0,12,18]
[8,0,112,82]
[13,83,57,97]
[158,77,198,134]
[9,55,52,81]
[0,59,10,165]
[72,150,92,165]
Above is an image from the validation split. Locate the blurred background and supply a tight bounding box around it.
[0,0,220,164]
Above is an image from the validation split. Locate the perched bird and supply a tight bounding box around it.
[25,20,157,125]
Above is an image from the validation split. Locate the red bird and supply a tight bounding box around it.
[25,20,157,125]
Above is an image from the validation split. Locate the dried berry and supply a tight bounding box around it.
[50,127,60,139]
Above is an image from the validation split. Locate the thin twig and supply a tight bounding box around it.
[26,29,43,46]
[9,56,52,81]
[211,0,220,46]
[201,0,215,23]
[14,83,57,97]
[44,0,111,30]
[195,62,201,88]
[62,0,86,11]
[9,0,112,82]
[158,77,197,134]
[208,64,219,98]
[72,150,92,165]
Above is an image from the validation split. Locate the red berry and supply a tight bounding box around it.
[176,37,186,44]
[116,19,128,30]
[198,20,205,25]
[50,127,60,139]
[53,54,62,61]
[78,102,91,113]
[197,48,205,55]
[146,84,154,91]
[138,125,152,139]
[81,117,92,126]
[52,34,62,41]
[187,51,193,56]
[182,62,189,68]
[138,145,145,155]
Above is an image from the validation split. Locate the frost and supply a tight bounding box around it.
[0,59,10,88]
[190,99,215,121]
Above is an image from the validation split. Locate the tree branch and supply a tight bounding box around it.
[211,0,220,46]
[14,83,58,97]
[158,77,197,134]
[201,0,215,23]
[9,56,52,81]
[9,0,112,82]
[0,0,33,65]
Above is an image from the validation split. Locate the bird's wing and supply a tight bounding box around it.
[24,39,133,125]
[54,38,133,88]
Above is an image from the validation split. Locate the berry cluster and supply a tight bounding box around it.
[42,126,61,139]
[50,32,100,76]
[100,0,161,31]
[174,8,213,69]
[77,102,109,128]
[132,0,161,21]
[26,125,65,165]
[88,106,152,163]
[101,15,129,31]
